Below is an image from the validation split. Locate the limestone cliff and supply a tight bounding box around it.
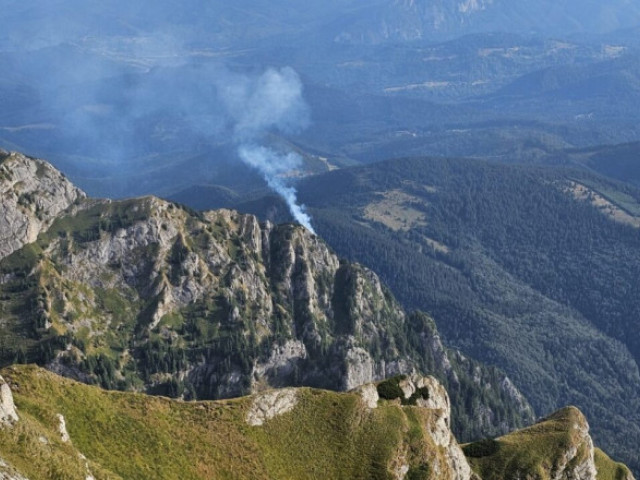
[0,376,17,427]
[356,374,473,480]
[0,152,532,440]
[0,151,84,260]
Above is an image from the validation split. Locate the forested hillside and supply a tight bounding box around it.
[288,157,640,471]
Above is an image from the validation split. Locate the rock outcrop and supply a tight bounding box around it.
[246,388,298,426]
[0,152,84,261]
[550,408,597,480]
[0,376,18,426]
[57,414,70,443]
[464,406,623,480]
[373,375,473,480]
[0,458,29,480]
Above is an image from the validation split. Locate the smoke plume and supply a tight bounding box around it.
[0,3,316,232]
[218,67,315,233]
[239,146,314,232]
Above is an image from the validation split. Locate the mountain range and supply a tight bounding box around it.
[1,149,636,478]
[2,1,640,478]
[0,150,535,442]
[3,1,640,200]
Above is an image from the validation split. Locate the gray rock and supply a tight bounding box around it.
[0,152,84,261]
[0,376,18,426]
[0,458,29,480]
[246,388,298,426]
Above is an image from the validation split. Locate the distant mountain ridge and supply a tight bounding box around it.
[3,0,640,51]
[330,0,640,43]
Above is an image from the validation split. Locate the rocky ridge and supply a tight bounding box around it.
[0,152,532,440]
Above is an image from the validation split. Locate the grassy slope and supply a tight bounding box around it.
[465,407,633,480]
[595,448,635,480]
[0,365,447,480]
[0,365,632,480]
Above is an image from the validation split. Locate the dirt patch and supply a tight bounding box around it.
[364,190,427,231]
[567,181,640,228]
[423,236,450,254]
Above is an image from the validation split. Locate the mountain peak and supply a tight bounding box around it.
[0,152,85,261]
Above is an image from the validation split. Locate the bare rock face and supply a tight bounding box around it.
[0,152,84,261]
[246,388,298,426]
[57,414,70,443]
[353,383,379,409]
[343,344,415,392]
[0,376,18,426]
[405,376,472,480]
[548,408,597,480]
[343,346,377,390]
[252,340,308,390]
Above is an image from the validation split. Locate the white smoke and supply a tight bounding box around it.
[239,145,314,233]
[216,66,315,233]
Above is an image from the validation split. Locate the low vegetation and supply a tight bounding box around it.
[0,365,450,480]
[464,407,633,480]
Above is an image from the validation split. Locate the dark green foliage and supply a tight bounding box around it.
[377,376,431,406]
[331,264,358,335]
[463,439,500,458]
[406,464,430,480]
[138,339,188,376]
[412,387,430,403]
[377,375,406,400]
[45,199,153,246]
[81,354,118,389]
[168,235,190,285]
[17,191,36,208]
